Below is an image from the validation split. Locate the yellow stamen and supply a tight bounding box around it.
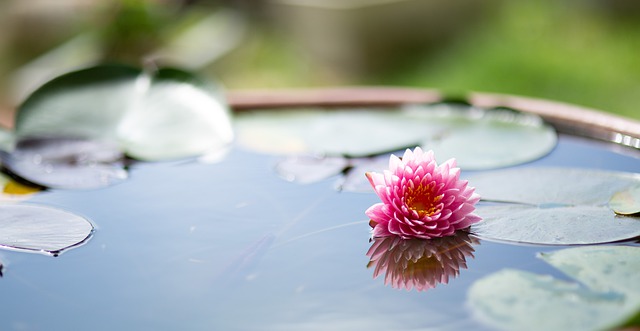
[405,182,443,217]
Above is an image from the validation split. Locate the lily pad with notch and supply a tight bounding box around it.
[470,167,640,245]
[468,245,640,331]
[0,204,94,256]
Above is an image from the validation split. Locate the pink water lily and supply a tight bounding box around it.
[365,147,481,239]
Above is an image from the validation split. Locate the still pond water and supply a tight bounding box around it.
[0,134,638,331]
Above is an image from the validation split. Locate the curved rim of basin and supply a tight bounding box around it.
[227,87,640,151]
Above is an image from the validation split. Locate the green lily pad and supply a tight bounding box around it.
[470,167,640,245]
[16,64,140,140]
[235,104,556,169]
[468,245,640,331]
[275,155,349,184]
[609,185,640,215]
[0,204,94,256]
[1,136,128,190]
[15,64,233,161]
[409,105,557,170]
[235,108,428,157]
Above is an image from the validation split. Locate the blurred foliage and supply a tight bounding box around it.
[0,0,639,120]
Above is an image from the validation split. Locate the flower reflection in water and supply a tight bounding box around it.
[366,231,479,292]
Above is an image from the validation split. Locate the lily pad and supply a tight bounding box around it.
[15,64,233,161]
[468,245,640,331]
[235,108,428,157]
[235,104,556,169]
[1,136,128,190]
[609,185,640,215]
[0,204,94,256]
[275,155,349,184]
[409,105,558,170]
[470,167,640,245]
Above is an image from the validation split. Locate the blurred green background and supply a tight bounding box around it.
[0,0,638,122]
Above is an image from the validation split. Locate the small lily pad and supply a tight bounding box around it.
[470,167,640,245]
[468,245,640,331]
[275,155,349,184]
[0,204,94,256]
[1,136,128,190]
[609,185,640,215]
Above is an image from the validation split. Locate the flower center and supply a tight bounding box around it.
[405,182,443,217]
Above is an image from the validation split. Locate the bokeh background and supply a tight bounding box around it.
[1,0,639,123]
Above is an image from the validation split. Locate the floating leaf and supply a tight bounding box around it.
[15,64,233,161]
[468,245,640,331]
[274,153,390,191]
[275,155,349,184]
[235,104,556,169]
[470,167,640,245]
[235,108,428,157]
[0,204,94,256]
[1,136,127,190]
[409,106,557,170]
[16,64,140,140]
[609,185,640,215]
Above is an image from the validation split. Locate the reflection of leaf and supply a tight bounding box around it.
[470,167,640,245]
[610,185,640,215]
[366,231,478,292]
[0,204,94,256]
[16,64,233,161]
[235,104,556,169]
[1,136,128,190]
[468,245,640,331]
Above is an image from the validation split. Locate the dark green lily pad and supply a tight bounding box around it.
[609,185,640,215]
[470,167,640,245]
[235,104,556,170]
[15,64,233,161]
[1,136,127,190]
[468,245,640,331]
[0,204,94,256]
